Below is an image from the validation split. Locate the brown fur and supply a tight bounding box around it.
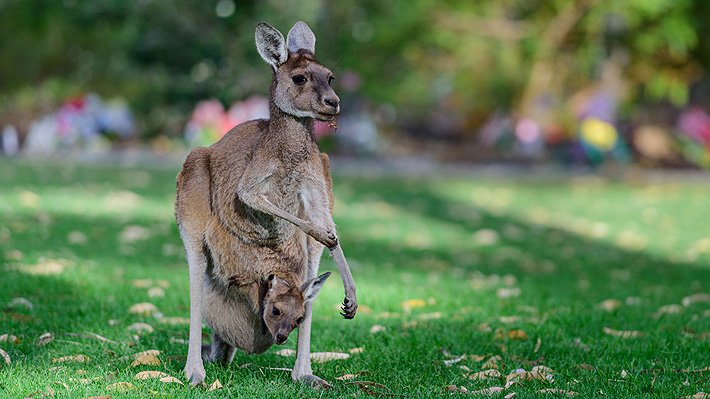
[175,21,356,388]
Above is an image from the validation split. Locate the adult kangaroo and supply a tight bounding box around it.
[175,21,357,389]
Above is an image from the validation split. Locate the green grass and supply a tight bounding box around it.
[1,158,709,398]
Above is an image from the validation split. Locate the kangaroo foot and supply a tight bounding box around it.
[298,374,333,390]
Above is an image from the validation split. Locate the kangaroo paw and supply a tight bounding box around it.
[340,293,358,319]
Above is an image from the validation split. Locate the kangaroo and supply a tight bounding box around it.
[175,21,357,389]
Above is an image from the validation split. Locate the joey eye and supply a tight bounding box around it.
[328,76,335,85]
[296,317,304,324]
[292,75,307,85]
[272,307,281,316]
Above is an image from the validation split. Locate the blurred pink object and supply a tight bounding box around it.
[677,106,710,146]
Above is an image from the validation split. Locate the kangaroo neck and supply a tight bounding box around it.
[266,100,316,165]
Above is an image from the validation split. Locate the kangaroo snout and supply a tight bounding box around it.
[275,332,288,345]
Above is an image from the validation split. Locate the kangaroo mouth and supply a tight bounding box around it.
[316,112,337,122]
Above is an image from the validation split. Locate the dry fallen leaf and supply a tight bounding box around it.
[482,355,503,370]
[128,302,157,316]
[209,379,223,391]
[147,287,165,298]
[37,332,55,346]
[508,329,528,340]
[602,327,644,339]
[680,393,709,399]
[106,382,138,391]
[134,370,168,380]
[131,354,160,367]
[444,354,466,366]
[683,294,710,307]
[273,349,296,357]
[0,334,19,344]
[469,386,504,395]
[466,369,502,381]
[370,325,386,334]
[539,389,578,397]
[159,317,190,326]
[132,279,153,289]
[53,354,90,363]
[348,347,364,354]
[159,375,183,385]
[8,297,34,311]
[597,299,622,312]
[78,396,112,399]
[653,304,683,318]
[127,323,154,334]
[310,352,350,363]
[0,348,10,365]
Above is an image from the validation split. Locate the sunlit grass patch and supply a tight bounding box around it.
[1,159,709,398]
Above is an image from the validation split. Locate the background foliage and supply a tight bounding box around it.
[1,0,709,138]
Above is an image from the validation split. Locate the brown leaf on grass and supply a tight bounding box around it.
[575,364,596,371]
[444,354,466,366]
[445,385,467,393]
[597,299,622,312]
[37,332,55,346]
[310,352,350,363]
[469,386,504,395]
[131,354,160,367]
[505,366,555,386]
[106,382,137,391]
[159,376,183,385]
[653,304,683,318]
[679,393,709,399]
[131,279,153,289]
[539,389,578,397]
[147,287,165,298]
[348,347,364,354]
[682,294,710,307]
[209,379,223,391]
[159,317,190,325]
[482,355,503,370]
[127,323,154,334]
[370,325,387,334]
[0,348,10,365]
[77,396,112,399]
[118,349,161,362]
[508,329,528,340]
[344,381,403,397]
[336,371,371,381]
[602,327,644,338]
[0,334,19,343]
[127,302,157,316]
[465,369,502,381]
[53,354,90,363]
[273,349,296,357]
[133,371,168,380]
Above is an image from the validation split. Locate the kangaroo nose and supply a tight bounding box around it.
[323,97,339,109]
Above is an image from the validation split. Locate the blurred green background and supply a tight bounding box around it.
[1,0,710,166]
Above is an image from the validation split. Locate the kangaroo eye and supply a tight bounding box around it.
[272,307,281,316]
[292,75,307,85]
[296,317,304,324]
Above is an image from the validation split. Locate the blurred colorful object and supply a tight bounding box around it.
[23,93,136,155]
[676,106,710,168]
[577,117,630,165]
[184,96,268,147]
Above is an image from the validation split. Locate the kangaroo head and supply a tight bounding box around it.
[259,271,331,345]
[255,21,340,122]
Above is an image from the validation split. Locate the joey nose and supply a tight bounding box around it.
[275,333,287,344]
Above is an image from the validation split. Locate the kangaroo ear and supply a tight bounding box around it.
[300,272,331,303]
[287,21,316,55]
[256,22,288,70]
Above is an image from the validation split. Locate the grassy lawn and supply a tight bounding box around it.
[1,158,709,398]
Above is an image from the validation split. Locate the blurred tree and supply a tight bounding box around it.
[0,0,707,139]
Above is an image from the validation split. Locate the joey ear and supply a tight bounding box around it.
[255,22,288,69]
[287,21,316,54]
[300,272,331,303]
